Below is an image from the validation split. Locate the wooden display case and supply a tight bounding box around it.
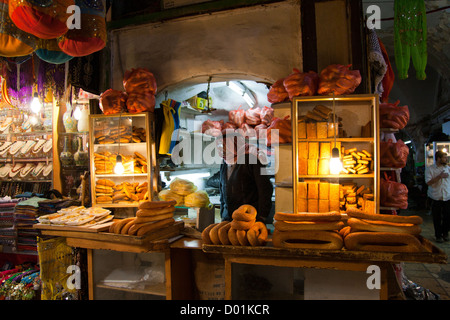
[291,94,379,214]
[89,112,158,207]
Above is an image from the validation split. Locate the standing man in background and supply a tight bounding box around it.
[426,151,450,243]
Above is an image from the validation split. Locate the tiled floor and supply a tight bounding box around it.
[400,208,450,300]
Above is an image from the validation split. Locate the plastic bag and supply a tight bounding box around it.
[184,190,211,208]
[169,178,197,196]
[158,189,184,206]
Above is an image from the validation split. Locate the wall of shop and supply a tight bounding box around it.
[109,1,302,92]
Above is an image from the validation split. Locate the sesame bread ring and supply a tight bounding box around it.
[136,218,175,237]
[218,222,232,245]
[121,218,136,235]
[274,211,341,222]
[347,218,422,235]
[346,207,423,225]
[113,217,135,234]
[247,222,268,246]
[209,221,230,245]
[236,230,250,246]
[232,204,257,221]
[344,232,426,252]
[228,227,240,246]
[272,230,343,250]
[231,219,256,230]
[134,212,173,224]
[274,220,344,232]
[136,206,175,217]
[138,200,177,210]
[202,223,217,244]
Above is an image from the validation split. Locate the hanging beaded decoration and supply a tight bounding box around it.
[394,0,427,80]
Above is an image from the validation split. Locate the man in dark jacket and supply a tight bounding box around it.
[217,132,273,223]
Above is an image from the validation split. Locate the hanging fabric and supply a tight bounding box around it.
[9,0,74,39]
[0,0,37,57]
[57,0,106,57]
[367,28,387,97]
[37,59,66,102]
[378,37,395,103]
[3,55,34,110]
[159,99,175,156]
[394,0,427,80]
[35,38,73,64]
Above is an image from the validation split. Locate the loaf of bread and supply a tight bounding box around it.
[317,122,328,138]
[308,199,318,212]
[319,182,329,199]
[298,158,308,175]
[319,199,329,213]
[306,122,317,138]
[298,121,306,139]
[319,142,331,158]
[308,142,319,159]
[318,159,329,175]
[308,158,317,175]
[298,142,308,159]
[307,181,319,199]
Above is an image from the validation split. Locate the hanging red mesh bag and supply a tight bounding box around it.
[123,68,157,95]
[229,106,245,128]
[380,178,408,209]
[283,69,319,99]
[266,116,292,146]
[267,78,289,104]
[99,89,127,115]
[9,0,74,39]
[380,139,409,168]
[379,100,410,130]
[318,64,361,95]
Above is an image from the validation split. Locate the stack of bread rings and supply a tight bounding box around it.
[272,212,344,250]
[109,200,177,236]
[341,207,426,252]
[202,205,268,246]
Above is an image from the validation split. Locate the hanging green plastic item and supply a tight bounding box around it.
[394,0,427,80]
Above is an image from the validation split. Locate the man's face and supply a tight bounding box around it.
[438,155,448,165]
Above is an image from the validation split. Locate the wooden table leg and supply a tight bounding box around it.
[87,249,94,300]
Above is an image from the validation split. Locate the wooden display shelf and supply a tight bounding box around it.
[298,137,374,142]
[96,281,166,297]
[93,142,147,148]
[36,221,185,253]
[202,235,447,265]
[298,173,374,179]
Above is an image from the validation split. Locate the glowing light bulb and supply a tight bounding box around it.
[73,106,82,120]
[114,155,125,174]
[30,93,41,114]
[329,147,343,175]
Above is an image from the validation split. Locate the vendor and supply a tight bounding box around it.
[217,131,273,223]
